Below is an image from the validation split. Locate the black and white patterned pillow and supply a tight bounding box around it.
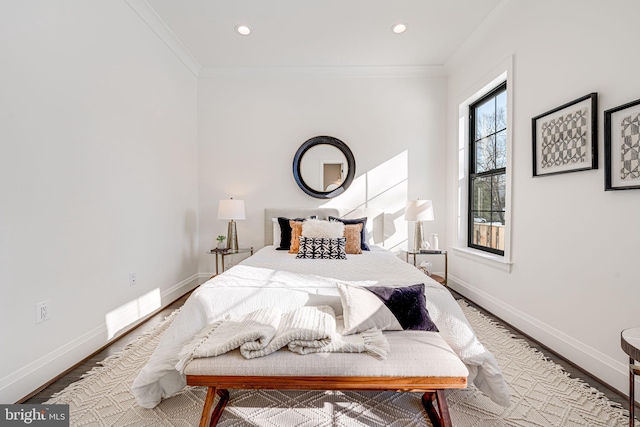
[296,237,347,259]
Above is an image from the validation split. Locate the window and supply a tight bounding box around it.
[468,82,507,255]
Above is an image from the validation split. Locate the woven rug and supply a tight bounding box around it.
[47,301,637,426]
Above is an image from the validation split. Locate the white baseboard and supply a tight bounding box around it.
[449,274,638,403]
[1,274,200,404]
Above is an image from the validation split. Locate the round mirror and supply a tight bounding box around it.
[293,136,356,199]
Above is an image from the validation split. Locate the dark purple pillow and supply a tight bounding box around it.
[366,283,438,331]
[328,216,369,251]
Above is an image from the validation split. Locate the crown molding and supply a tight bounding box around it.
[198,65,447,79]
[123,1,445,80]
[125,0,201,77]
[444,0,509,72]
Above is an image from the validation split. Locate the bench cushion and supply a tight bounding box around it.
[184,331,468,378]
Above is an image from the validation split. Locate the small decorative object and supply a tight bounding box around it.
[604,97,640,190]
[217,198,246,250]
[419,261,433,276]
[532,93,598,177]
[216,235,226,249]
[429,233,439,251]
[405,200,434,252]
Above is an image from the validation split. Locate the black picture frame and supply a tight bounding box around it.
[532,93,598,177]
[604,98,640,190]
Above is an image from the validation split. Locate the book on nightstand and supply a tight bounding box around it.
[419,249,443,254]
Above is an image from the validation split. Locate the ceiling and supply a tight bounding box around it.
[145,0,502,68]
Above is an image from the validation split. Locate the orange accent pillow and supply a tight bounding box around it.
[289,221,304,254]
[344,223,363,254]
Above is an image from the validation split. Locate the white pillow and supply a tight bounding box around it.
[337,283,402,335]
[301,219,344,238]
[272,218,280,246]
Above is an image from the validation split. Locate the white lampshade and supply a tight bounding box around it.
[217,199,246,220]
[405,200,434,222]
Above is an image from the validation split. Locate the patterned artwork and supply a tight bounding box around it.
[620,113,640,180]
[605,98,640,190]
[540,108,588,168]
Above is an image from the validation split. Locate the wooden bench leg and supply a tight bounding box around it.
[198,387,230,427]
[422,391,452,427]
[199,388,450,427]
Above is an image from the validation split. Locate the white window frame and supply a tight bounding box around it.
[452,56,513,272]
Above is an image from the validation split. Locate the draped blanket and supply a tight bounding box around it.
[175,305,389,373]
[131,246,511,409]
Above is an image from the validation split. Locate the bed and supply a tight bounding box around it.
[131,208,510,426]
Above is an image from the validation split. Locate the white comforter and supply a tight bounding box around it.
[132,246,511,408]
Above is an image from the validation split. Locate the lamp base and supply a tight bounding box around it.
[413,221,424,252]
[226,220,239,251]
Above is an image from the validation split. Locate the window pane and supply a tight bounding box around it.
[496,130,506,169]
[471,214,492,248]
[471,210,491,224]
[475,98,495,139]
[472,177,491,211]
[490,211,505,225]
[471,222,481,246]
[496,90,507,131]
[471,213,490,247]
[489,213,505,250]
[475,136,496,173]
[491,174,506,211]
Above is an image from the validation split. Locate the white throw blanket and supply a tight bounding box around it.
[175,305,389,374]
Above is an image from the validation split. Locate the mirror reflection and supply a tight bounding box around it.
[299,145,348,192]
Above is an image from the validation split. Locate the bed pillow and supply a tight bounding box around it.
[276,216,316,250]
[296,237,347,259]
[343,223,363,255]
[302,219,345,238]
[288,220,304,253]
[337,283,438,335]
[328,216,369,251]
[272,218,281,246]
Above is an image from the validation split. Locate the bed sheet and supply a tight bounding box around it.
[131,246,510,408]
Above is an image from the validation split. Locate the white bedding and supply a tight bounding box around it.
[131,245,511,408]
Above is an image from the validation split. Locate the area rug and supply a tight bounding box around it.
[47,301,637,426]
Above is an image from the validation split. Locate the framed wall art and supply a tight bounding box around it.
[532,93,598,177]
[604,98,640,190]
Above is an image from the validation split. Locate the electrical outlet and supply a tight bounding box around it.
[35,300,50,324]
[129,272,137,286]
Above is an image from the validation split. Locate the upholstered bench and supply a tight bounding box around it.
[185,331,468,427]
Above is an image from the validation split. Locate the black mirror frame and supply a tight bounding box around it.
[292,136,356,199]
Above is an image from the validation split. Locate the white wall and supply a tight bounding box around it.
[0,1,199,402]
[445,0,640,397]
[197,69,448,273]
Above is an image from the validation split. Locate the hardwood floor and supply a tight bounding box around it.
[449,289,639,418]
[22,293,191,404]
[23,289,638,423]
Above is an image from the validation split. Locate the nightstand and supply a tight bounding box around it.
[406,250,448,287]
[208,247,253,276]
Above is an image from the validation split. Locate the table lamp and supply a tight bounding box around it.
[405,200,434,252]
[217,198,245,251]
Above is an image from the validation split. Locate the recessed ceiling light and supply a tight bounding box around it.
[391,23,407,34]
[235,25,251,36]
